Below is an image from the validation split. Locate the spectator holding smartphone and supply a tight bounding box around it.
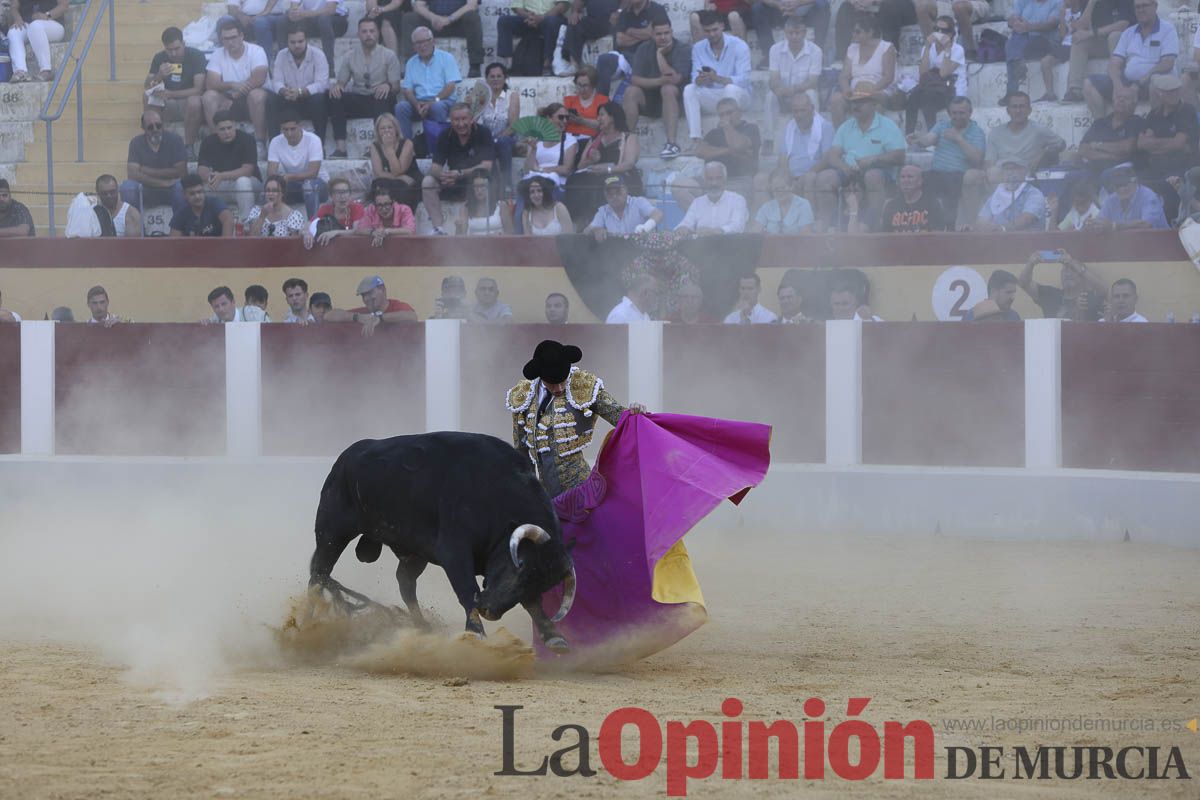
[1018,248,1108,320]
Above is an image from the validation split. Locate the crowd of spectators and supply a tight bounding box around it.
[0,248,1152,327]
[5,0,1200,239]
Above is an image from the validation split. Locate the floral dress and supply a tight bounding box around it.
[245,205,306,237]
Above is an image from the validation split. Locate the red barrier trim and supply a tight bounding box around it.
[0,229,1186,269]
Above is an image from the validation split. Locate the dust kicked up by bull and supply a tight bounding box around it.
[305,338,772,664]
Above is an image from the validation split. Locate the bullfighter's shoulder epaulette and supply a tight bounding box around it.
[566,368,603,413]
[506,379,534,413]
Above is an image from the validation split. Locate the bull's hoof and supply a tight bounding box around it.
[544,636,569,653]
[463,629,485,641]
[355,536,383,563]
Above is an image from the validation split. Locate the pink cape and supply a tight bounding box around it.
[536,412,772,664]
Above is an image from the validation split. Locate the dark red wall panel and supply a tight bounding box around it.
[1062,323,1200,472]
[863,322,1025,467]
[663,324,825,463]
[460,324,628,443]
[261,323,426,456]
[0,325,19,453]
[54,324,226,455]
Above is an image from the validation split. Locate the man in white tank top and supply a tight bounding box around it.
[95,175,143,237]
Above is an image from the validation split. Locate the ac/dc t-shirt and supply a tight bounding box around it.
[880,193,948,233]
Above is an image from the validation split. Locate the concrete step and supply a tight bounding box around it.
[0,122,37,162]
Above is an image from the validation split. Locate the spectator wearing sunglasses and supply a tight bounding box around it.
[121,108,187,214]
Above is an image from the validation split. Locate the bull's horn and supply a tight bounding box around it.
[509,524,550,568]
[551,563,576,623]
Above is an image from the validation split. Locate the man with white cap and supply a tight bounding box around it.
[324,274,418,336]
[973,157,1048,231]
[584,174,664,241]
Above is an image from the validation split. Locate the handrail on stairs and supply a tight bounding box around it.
[38,0,117,236]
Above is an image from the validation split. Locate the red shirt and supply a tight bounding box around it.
[350,298,416,315]
[563,93,609,138]
[312,201,366,230]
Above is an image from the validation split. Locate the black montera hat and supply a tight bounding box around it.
[523,339,582,383]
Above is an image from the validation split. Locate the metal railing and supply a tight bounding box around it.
[40,0,117,236]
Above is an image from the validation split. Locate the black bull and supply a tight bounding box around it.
[309,432,578,650]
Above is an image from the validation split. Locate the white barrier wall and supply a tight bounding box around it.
[19,318,1064,468]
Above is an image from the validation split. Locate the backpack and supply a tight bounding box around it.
[510,35,543,77]
[976,29,1008,63]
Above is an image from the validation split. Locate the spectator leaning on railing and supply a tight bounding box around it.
[324,275,418,337]
[201,285,247,324]
[545,292,570,324]
[724,273,779,324]
[85,285,125,327]
[583,174,661,240]
[0,289,22,322]
[1090,163,1168,230]
[304,175,367,247]
[354,182,417,246]
[963,269,1021,321]
[1106,277,1147,321]
[309,292,333,322]
[606,274,661,323]
[282,277,315,323]
[676,160,750,235]
[973,157,1048,231]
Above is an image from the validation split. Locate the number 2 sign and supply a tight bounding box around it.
[931,266,987,321]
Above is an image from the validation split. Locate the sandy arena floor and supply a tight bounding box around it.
[2,531,1198,799]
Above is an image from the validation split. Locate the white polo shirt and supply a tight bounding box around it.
[1114,18,1179,82]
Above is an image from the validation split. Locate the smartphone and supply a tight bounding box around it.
[701,66,714,72]
[1038,250,1062,262]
